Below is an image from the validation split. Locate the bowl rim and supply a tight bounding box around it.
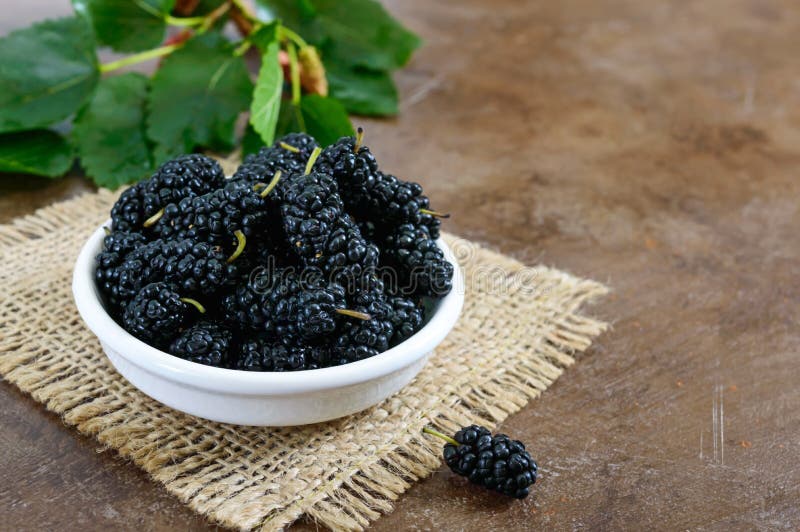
[72,222,464,396]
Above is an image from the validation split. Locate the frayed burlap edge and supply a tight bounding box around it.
[0,191,608,531]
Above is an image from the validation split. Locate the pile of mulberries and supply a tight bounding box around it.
[95,132,452,371]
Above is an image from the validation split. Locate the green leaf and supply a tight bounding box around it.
[147,32,254,163]
[0,17,98,133]
[300,95,354,146]
[0,130,73,178]
[72,73,153,189]
[275,99,303,139]
[326,62,397,116]
[249,21,279,52]
[275,95,353,146]
[257,0,315,32]
[191,0,226,15]
[241,124,264,156]
[258,0,421,71]
[250,41,283,146]
[73,0,175,52]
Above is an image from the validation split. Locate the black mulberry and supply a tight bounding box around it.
[232,336,331,371]
[319,215,380,291]
[95,231,148,309]
[152,179,274,251]
[280,169,342,263]
[426,425,538,499]
[111,154,225,232]
[169,321,233,367]
[384,223,453,298]
[112,238,237,305]
[320,132,442,238]
[221,269,349,340]
[388,296,425,344]
[232,133,319,186]
[332,287,395,364]
[122,282,198,348]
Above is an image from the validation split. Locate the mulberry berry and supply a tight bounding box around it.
[388,296,424,344]
[232,133,319,186]
[122,282,197,348]
[320,215,380,291]
[111,154,224,232]
[280,169,342,263]
[169,321,233,367]
[280,160,378,290]
[221,269,348,340]
[332,288,395,364]
[384,223,453,297]
[319,132,442,238]
[426,425,538,499]
[152,179,273,251]
[142,154,226,219]
[112,238,237,306]
[95,231,147,309]
[232,336,330,371]
[109,183,146,233]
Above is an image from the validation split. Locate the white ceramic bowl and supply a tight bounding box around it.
[72,223,464,426]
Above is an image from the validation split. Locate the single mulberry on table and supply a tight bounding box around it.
[424,425,539,499]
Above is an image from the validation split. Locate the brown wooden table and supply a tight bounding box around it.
[3,0,800,529]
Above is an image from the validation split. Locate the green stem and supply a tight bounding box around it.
[180,298,207,314]
[304,147,322,175]
[279,25,308,48]
[335,308,372,320]
[99,44,181,73]
[279,141,300,153]
[197,1,232,34]
[354,127,365,152]
[423,427,459,446]
[419,208,451,219]
[164,14,206,27]
[287,41,301,105]
[233,39,252,57]
[259,170,283,198]
[142,207,165,228]
[226,230,247,263]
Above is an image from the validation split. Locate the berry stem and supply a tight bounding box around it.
[354,127,365,152]
[279,141,300,153]
[423,427,459,446]
[335,308,372,320]
[304,147,322,175]
[99,44,182,73]
[258,170,283,198]
[278,25,309,49]
[287,41,302,106]
[419,208,450,219]
[197,1,231,34]
[233,39,252,57]
[227,230,247,263]
[179,297,207,314]
[143,208,165,228]
[164,14,206,27]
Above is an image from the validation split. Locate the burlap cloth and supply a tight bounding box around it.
[0,190,608,531]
